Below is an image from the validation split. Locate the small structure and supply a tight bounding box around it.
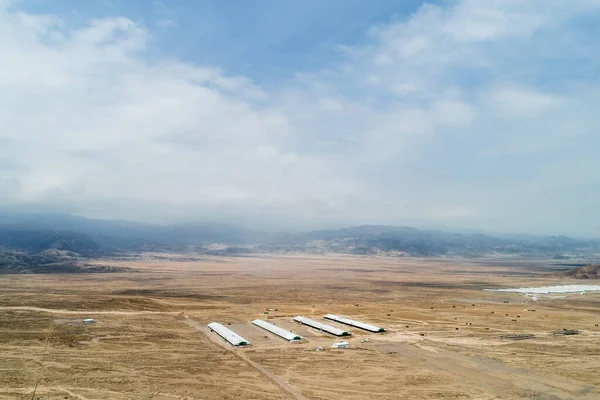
[83,318,96,324]
[324,314,385,333]
[252,319,303,342]
[207,322,251,346]
[293,316,350,336]
[331,341,349,349]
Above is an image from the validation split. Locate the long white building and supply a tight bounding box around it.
[252,319,303,342]
[293,316,351,336]
[207,322,251,346]
[484,285,600,294]
[324,314,386,333]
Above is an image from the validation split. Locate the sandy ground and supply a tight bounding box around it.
[1,254,599,399]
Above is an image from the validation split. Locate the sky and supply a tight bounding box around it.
[1,0,600,236]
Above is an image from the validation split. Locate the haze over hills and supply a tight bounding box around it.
[1,212,599,265]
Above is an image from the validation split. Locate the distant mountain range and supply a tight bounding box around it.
[1,211,599,263]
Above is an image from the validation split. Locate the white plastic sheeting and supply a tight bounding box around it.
[324,314,385,332]
[207,322,251,346]
[484,285,600,294]
[252,319,303,341]
[293,316,350,336]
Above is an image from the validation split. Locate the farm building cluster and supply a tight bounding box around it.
[208,314,385,347]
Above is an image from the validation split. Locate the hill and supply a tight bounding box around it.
[550,264,600,279]
[0,225,101,256]
[0,250,127,274]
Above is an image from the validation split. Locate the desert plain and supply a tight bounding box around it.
[1,254,599,400]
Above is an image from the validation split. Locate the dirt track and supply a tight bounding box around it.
[0,306,179,315]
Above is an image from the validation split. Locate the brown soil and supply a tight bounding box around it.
[1,254,599,399]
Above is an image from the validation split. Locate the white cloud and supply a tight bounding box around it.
[1,1,600,234]
[485,86,564,119]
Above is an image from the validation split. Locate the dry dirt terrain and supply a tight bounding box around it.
[1,254,599,400]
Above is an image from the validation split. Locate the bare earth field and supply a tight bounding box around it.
[1,254,599,400]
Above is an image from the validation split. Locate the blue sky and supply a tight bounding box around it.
[16,0,430,83]
[1,0,600,236]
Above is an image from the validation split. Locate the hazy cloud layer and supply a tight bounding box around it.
[1,0,599,235]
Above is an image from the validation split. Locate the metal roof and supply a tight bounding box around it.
[252,319,303,342]
[324,314,386,332]
[207,322,251,346]
[293,316,350,336]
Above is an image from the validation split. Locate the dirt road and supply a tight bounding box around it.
[0,306,178,315]
[184,317,308,400]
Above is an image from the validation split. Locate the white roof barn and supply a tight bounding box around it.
[293,316,351,336]
[208,322,251,346]
[252,320,303,342]
[324,314,385,332]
